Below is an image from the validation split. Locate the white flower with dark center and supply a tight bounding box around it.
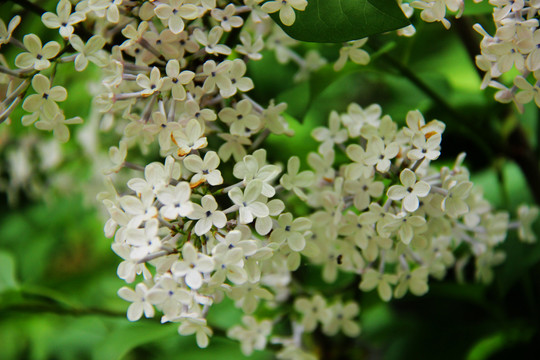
[269,213,311,251]
[407,133,441,162]
[322,301,360,337]
[154,0,199,34]
[345,144,374,180]
[171,119,208,156]
[172,242,214,290]
[261,0,308,26]
[387,169,431,212]
[126,218,162,260]
[41,0,85,39]
[147,274,192,318]
[211,4,243,32]
[188,195,227,235]
[137,67,166,97]
[118,283,155,321]
[23,74,67,118]
[383,213,427,245]
[119,193,158,228]
[15,34,60,70]
[157,181,193,220]
[294,294,330,332]
[88,0,123,23]
[164,59,195,101]
[364,136,400,173]
[228,180,269,224]
[184,151,223,187]
[128,156,180,201]
[219,99,261,136]
[193,26,231,55]
[233,149,281,197]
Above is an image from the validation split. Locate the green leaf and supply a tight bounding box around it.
[0,251,18,293]
[270,0,410,43]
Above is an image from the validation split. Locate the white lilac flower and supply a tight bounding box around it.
[269,213,311,251]
[69,35,109,71]
[137,67,166,97]
[118,283,155,321]
[387,169,431,212]
[364,136,400,173]
[22,74,67,118]
[172,242,214,290]
[178,314,213,348]
[280,156,315,201]
[0,15,21,48]
[312,111,348,153]
[188,195,227,235]
[227,316,272,356]
[126,218,162,260]
[184,151,223,187]
[88,0,123,23]
[147,274,192,318]
[233,149,281,197]
[228,180,269,224]
[34,113,83,143]
[294,294,330,332]
[41,0,85,39]
[15,34,60,70]
[442,180,473,218]
[211,4,243,32]
[154,0,199,34]
[322,301,360,337]
[517,205,539,243]
[171,119,208,156]
[193,26,231,55]
[219,99,261,136]
[334,39,370,71]
[394,266,429,298]
[164,59,195,101]
[236,33,264,60]
[360,269,398,302]
[157,181,193,220]
[261,0,308,26]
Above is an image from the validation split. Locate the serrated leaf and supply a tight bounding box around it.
[270,0,409,43]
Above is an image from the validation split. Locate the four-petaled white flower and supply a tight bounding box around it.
[184,151,223,187]
[188,195,227,235]
[387,168,431,212]
[172,242,214,290]
[229,179,269,224]
[15,34,60,70]
[262,0,308,26]
[157,181,193,220]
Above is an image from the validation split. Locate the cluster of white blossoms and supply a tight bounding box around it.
[0,0,538,358]
[473,0,540,110]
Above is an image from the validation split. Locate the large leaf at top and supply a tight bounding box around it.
[271,0,410,43]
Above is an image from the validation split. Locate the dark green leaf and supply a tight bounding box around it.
[271,0,410,43]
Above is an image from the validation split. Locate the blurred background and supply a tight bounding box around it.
[1,0,540,359]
